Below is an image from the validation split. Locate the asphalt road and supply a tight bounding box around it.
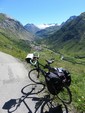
[0,52,38,113]
[0,51,75,113]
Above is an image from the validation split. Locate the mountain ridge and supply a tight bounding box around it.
[44,12,85,56]
[35,16,77,39]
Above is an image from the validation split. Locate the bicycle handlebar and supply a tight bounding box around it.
[30,57,54,68]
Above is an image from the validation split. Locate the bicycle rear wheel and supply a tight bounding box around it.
[28,69,40,83]
[41,99,68,113]
[57,86,72,104]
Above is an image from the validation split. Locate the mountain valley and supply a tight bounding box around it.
[0,12,85,112]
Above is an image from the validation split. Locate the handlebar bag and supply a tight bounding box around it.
[25,53,33,63]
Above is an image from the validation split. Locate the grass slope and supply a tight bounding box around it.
[31,48,85,113]
[0,32,31,60]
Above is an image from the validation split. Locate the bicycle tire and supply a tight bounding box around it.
[57,86,72,104]
[21,83,45,95]
[41,99,68,113]
[28,69,41,84]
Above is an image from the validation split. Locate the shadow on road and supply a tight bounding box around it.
[2,83,68,113]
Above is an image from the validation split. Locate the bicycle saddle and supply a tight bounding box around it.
[46,59,54,64]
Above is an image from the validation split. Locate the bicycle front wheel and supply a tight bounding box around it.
[21,83,45,95]
[57,86,72,104]
[28,69,40,83]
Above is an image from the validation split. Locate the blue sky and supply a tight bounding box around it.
[0,0,85,26]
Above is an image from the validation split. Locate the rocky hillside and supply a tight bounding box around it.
[24,23,40,34]
[0,13,34,58]
[0,13,35,41]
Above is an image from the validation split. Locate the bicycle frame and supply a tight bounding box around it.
[28,58,72,104]
[33,59,54,78]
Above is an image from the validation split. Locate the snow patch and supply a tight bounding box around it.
[36,23,56,29]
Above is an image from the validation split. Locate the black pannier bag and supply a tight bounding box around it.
[25,53,33,63]
[45,68,71,95]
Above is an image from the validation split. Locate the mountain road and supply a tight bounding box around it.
[0,51,37,113]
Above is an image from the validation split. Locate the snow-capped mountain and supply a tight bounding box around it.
[36,23,57,29]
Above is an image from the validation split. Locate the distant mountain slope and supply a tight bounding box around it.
[0,13,35,41]
[24,23,61,39]
[36,24,61,38]
[35,17,77,39]
[24,23,40,34]
[45,12,85,56]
